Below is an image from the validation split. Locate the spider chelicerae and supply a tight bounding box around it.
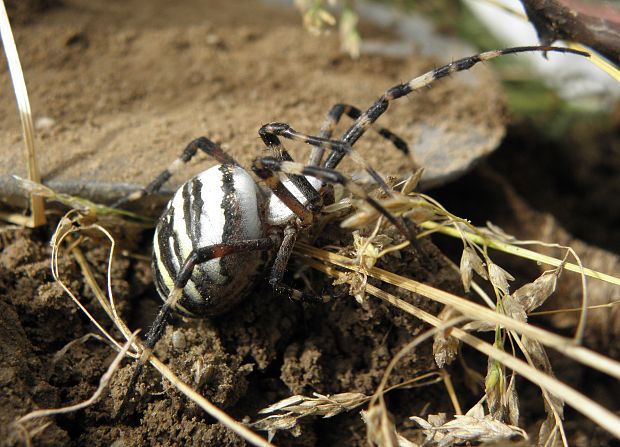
[115,45,588,414]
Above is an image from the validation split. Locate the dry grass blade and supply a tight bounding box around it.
[14,420,51,447]
[295,243,620,381]
[567,42,620,82]
[0,0,45,227]
[299,253,620,439]
[52,333,111,364]
[422,221,620,286]
[50,212,135,356]
[439,368,463,416]
[530,300,620,316]
[49,210,275,447]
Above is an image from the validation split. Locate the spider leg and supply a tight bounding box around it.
[259,126,323,212]
[268,224,321,302]
[118,238,275,418]
[252,158,315,225]
[260,122,392,194]
[253,156,418,244]
[323,45,589,170]
[308,103,411,167]
[112,136,239,208]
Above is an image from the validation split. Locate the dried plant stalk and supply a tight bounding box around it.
[47,211,275,447]
[299,253,620,439]
[0,0,45,227]
[296,243,620,381]
[421,221,620,287]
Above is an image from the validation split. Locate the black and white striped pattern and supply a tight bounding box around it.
[323,45,589,169]
[152,164,265,316]
[147,45,588,317]
[118,45,590,415]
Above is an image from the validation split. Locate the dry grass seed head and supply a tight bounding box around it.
[484,357,520,426]
[501,294,528,323]
[253,373,444,441]
[411,412,527,447]
[253,392,369,441]
[333,226,401,303]
[459,246,488,292]
[363,403,400,447]
[432,307,461,368]
[398,169,424,195]
[488,262,515,296]
[298,243,620,439]
[464,267,562,332]
[512,268,561,313]
[0,3,45,227]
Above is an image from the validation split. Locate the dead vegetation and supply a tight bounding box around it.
[7,165,620,446]
[2,0,620,446]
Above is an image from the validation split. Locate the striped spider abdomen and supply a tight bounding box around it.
[152,164,267,317]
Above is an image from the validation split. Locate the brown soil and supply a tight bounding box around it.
[0,0,618,446]
[0,0,505,210]
[1,222,458,446]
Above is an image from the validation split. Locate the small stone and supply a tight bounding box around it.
[206,34,222,46]
[35,116,55,131]
[171,330,186,351]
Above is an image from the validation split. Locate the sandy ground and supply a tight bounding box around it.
[1,0,619,446]
[0,0,505,210]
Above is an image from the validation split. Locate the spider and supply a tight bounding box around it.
[116,45,588,414]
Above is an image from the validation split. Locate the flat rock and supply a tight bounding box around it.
[0,0,505,214]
